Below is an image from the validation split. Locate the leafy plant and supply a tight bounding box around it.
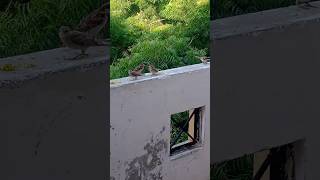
[110,0,209,79]
[110,36,206,79]
[211,155,253,180]
[171,111,189,144]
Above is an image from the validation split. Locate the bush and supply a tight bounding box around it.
[110,36,206,79]
[110,0,210,79]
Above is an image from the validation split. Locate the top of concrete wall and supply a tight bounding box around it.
[110,63,210,89]
[0,46,109,88]
[212,1,320,40]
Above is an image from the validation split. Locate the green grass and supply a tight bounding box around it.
[171,111,190,145]
[0,0,104,58]
[211,155,254,180]
[110,0,210,79]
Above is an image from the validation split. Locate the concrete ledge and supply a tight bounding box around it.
[211,3,320,179]
[1,46,109,179]
[110,63,210,89]
[110,63,210,180]
[0,46,109,88]
[212,1,320,40]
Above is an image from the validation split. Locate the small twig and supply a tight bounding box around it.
[188,36,195,46]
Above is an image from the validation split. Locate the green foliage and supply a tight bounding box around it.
[160,0,197,22]
[110,0,209,79]
[211,155,253,180]
[0,0,102,58]
[171,111,189,144]
[110,36,206,79]
[213,0,295,19]
[110,15,138,61]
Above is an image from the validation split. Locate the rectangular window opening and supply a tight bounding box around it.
[170,106,204,156]
[210,140,305,180]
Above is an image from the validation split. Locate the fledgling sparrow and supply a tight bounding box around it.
[196,56,210,64]
[148,64,160,75]
[128,64,145,80]
[296,0,317,9]
[76,2,109,38]
[59,26,108,60]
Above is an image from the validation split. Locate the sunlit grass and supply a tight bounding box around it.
[110,0,210,79]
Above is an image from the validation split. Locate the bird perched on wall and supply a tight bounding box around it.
[75,2,109,38]
[59,26,108,60]
[60,2,109,47]
[296,0,318,9]
[148,64,160,75]
[196,56,210,64]
[128,64,145,80]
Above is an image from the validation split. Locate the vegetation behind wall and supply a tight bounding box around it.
[110,0,210,79]
[0,0,103,58]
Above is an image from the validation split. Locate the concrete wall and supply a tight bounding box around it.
[4,2,320,179]
[211,2,320,179]
[1,47,109,180]
[110,64,210,180]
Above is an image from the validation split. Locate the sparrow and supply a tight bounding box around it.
[196,56,210,64]
[59,26,108,60]
[59,3,109,47]
[296,0,317,9]
[75,2,109,38]
[128,64,145,80]
[148,64,160,75]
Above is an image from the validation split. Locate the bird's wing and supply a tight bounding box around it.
[67,31,97,46]
[76,3,109,35]
[133,65,143,71]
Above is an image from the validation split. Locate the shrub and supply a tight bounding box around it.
[110,0,210,79]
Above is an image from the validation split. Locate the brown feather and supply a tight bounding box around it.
[76,2,109,36]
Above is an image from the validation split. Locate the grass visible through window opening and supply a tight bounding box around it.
[170,107,203,156]
[210,142,298,180]
[211,154,254,180]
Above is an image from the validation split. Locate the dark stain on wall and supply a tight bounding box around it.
[125,135,168,180]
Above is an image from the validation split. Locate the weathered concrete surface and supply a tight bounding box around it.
[1,47,109,180]
[211,2,320,179]
[212,1,320,40]
[110,64,210,180]
[0,46,108,88]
